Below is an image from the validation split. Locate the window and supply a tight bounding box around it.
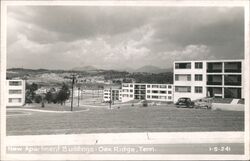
[175,74,191,81]
[152,96,159,99]
[130,84,133,87]
[122,89,129,92]
[175,75,179,81]
[195,86,203,93]
[168,96,172,100]
[9,81,22,86]
[175,63,191,69]
[9,90,22,94]
[122,84,129,87]
[152,90,158,93]
[8,98,21,103]
[147,85,151,88]
[175,86,191,93]
[160,85,167,88]
[130,95,133,98]
[147,90,151,93]
[159,96,167,99]
[168,85,172,89]
[130,89,133,92]
[147,95,150,98]
[168,91,172,94]
[195,62,203,69]
[195,74,203,81]
[160,91,166,94]
[152,85,159,88]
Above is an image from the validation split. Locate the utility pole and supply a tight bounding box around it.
[71,74,76,111]
[78,87,80,107]
[109,87,112,109]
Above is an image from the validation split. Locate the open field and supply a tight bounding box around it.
[6,104,244,136]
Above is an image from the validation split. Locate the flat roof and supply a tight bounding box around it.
[173,59,244,63]
[122,83,173,85]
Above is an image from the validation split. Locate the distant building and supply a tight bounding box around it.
[6,80,26,106]
[173,59,244,102]
[121,83,173,102]
[103,86,122,102]
[35,87,49,95]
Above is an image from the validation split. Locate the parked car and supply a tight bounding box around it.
[175,97,195,108]
[194,98,212,109]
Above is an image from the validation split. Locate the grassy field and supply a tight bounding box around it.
[7,104,244,135]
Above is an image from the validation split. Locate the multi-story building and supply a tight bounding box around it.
[103,87,122,102]
[6,80,26,106]
[121,83,173,102]
[173,59,244,102]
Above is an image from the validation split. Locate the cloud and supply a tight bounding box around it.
[6,6,244,70]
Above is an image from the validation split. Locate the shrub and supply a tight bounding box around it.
[34,95,42,103]
[142,100,148,107]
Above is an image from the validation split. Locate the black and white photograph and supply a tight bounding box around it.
[1,0,249,160]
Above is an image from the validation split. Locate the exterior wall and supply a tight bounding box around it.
[121,83,173,102]
[6,80,26,106]
[173,59,244,102]
[174,61,207,102]
[121,83,134,102]
[145,84,173,102]
[103,89,111,102]
[103,88,122,102]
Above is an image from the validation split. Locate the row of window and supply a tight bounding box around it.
[147,90,172,94]
[175,86,203,93]
[175,74,203,81]
[122,84,172,89]
[122,89,134,92]
[147,85,172,89]
[147,95,172,100]
[122,94,134,98]
[175,62,203,69]
[122,84,134,88]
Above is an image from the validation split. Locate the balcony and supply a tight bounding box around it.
[224,62,241,73]
[207,62,222,73]
[224,75,241,86]
[207,75,222,85]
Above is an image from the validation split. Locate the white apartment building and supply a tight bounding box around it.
[121,83,173,102]
[103,87,122,102]
[6,80,26,106]
[173,59,244,102]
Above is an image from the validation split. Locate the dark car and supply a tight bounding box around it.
[175,97,195,108]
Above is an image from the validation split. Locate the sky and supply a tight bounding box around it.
[7,6,244,70]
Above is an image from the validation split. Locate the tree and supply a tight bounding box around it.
[25,82,38,103]
[45,91,53,103]
[56,83,70,105]
[34,95,42,103]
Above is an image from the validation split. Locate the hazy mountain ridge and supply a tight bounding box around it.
[134,65,172,74]
[71,65,98,71]
[70,65,172,74]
